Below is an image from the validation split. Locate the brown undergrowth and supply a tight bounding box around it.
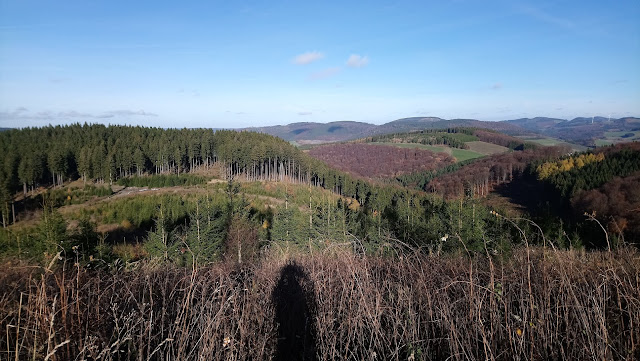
[1,247,639,360]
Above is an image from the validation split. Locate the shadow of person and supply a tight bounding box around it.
[271,261,317,361]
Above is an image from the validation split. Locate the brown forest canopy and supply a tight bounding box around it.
[427,146,568,199]
[308,143,455,179]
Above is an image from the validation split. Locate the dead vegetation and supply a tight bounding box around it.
[1,247,639,360]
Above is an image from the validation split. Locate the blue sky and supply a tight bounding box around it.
[1,0,638,128]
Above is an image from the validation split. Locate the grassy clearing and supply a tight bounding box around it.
[596,139,615,146]
[369,142,484,162]
[523,138,561,146]
[436,132,478,142]
[465,141,509,155]
[520,137,588,152]
[1,247,638,360]
[450,148,485,162]
[600,131,640,146]
[604,131,637,138]
[369,141,447,151]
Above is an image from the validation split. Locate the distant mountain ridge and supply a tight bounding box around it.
[245,117,531,144]
[247,121,377,144]
[504,116,640,146]
[245,115,639,146]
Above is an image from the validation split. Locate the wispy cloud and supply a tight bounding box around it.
[98,110,158,118]
[292,51,324,65]
[298,111,312,116]
[491,82,503,90]
[346,54,369,68]
[309,66,341,80]
[519,4,574,29]
[0,107,157,122]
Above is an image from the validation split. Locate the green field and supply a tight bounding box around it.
[519,137,588,152]
[595,139,614,146]
[439,132,479,142]
[369,142,484,162]
[525,138,562,146]
[451,148,485,162]
[594,131,640,147]
[604,131,637,138]
[465,141,509,155]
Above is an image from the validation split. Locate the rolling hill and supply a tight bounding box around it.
[247,115,639,148]
[246,121,377,144]
[245,117,532,144]
[505,116,640,146]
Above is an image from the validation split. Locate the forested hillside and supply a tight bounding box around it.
[357,127,537,151]
[1,124,639,360]
[426,147,567,198]
[248,117,534,144]
[0,124,516,258]
[4,123,596,266]
[0,124,370,226]
[308,143,454,178]
[532,143,640,243]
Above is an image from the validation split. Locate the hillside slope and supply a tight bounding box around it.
[505,116,640,146]
[246,117,532,144]
[247,121,377,144]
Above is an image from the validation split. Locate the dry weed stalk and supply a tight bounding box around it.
[0,247,638,360]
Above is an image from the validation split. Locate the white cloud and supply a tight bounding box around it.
[346,54,369,68]
[298,111,312,116]
[292,51,324,65]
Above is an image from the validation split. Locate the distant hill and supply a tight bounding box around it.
[246,117,532,144]
[247,121,377,144]
[245,115,640,146]
[505,116,640,146]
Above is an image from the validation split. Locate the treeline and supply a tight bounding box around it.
[529,143,640,244]
[357,128,539,151]
[473,129,539,150]
[0,124,320,192]
[427,147,567,198]
[308,143,455,178]
[533,142,640,198]
[2,124,484,248]
[0,124,406,227]
[393,159,476,189]
[361,128,476,149]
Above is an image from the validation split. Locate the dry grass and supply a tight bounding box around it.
[1,247,639,360]
[465,141,509,155]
